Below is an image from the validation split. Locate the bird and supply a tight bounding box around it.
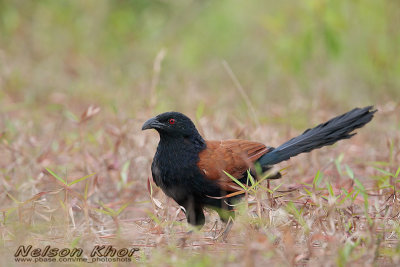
[142,106,376,229]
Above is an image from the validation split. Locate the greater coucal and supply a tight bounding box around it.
[142,106,376,227]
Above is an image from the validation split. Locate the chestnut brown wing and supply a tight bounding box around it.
[197,139,271,191]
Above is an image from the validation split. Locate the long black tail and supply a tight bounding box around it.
[258,106,376,166]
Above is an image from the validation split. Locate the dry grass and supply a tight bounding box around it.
[1,2,400,265]
[1,96,399,266]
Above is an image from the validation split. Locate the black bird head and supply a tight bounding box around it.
[142,112,201,139]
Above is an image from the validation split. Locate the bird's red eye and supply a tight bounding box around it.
[169,118,176,125]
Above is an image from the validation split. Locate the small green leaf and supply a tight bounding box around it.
[286,201,309,233]
[59,199,67,211]
[6,193,21,204]
[272,183,283,192]
[345,165,354,180]
[373,167,394,177]
[248,167,287,191]
[64,109,79,122]
[4,207,17,223]
[68,173,96,186]
[313,170,323,187]
[303,187,313,197]
[395,166,400,178]
[326,181,334,197]
[92,208,112,216]
[367,161,391,167]
[247,170,255,187]
[70,237,81,248]
[116,202,130,215]
[354,178,365,191]
[335,153,344,175]
[46,168,67,185]
[100,204,115,214]
[338,189,352,205]
[120,160,130,185]
[223,170,247,190]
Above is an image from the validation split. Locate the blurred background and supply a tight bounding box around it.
[1,2,400,265]
[1,0,399,121]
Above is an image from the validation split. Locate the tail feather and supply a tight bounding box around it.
[258,106,376,166]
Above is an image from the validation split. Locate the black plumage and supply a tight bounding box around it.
[258,106,376,166]
[142,106,376,227]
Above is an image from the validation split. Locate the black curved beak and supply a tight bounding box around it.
[142,117,162,130]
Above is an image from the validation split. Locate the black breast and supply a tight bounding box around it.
[151,135,227,209]
[151,136,204,204]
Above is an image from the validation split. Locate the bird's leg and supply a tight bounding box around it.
[212,200,235,241]
[222,217,234,240]
[214,217,234,241]
[185,204,205,227]
[179,205,194,237]
[210,219,219,239]
[177,200,205,247]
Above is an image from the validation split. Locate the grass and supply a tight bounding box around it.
[1,1,400,266]
[1,101,399,266]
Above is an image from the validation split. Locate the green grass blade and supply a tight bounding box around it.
[335,153,344,175]
[395,166,400,178]
[247,170,255,187]
[326,181,335,197]
[272,183,283,192]
[313,170,324,187]
[120,160,130,185]
[92,208,112,216]
[373,167,394,177]
[248,167,287,191]
[6,193,21,204]
[68,173,96,186]
[116,202,131,215]
[223,170,247,190]
[345,165,354,180]
[46,168,67,185]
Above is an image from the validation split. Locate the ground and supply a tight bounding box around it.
[1,1,400,266]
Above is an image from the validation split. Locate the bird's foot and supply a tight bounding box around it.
[210,219,219,239]
[213,217,233,241]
